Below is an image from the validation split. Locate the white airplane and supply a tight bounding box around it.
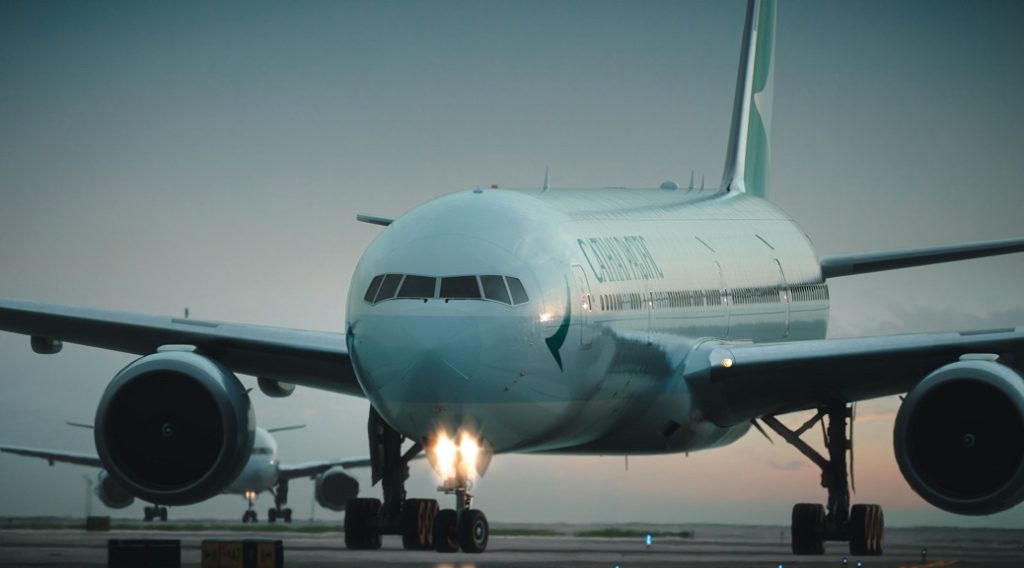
[0,425,369,523]
[0,0,1022,557]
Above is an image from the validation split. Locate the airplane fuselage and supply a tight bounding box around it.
[223,428,279,496]
[347,187,828,456]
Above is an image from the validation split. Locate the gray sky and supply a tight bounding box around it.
[1,0,1022,527]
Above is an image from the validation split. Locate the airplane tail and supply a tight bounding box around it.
[720,0,776,198]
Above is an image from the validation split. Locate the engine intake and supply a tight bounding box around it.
[94,351,255,506]
[894,359,1024,515]
[314,466,360,511]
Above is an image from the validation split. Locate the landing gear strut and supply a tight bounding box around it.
[142,504,168,522]
[242,491,258,523]
[761,401,884,556]
[345,407,431,550]
[267,480,293,523]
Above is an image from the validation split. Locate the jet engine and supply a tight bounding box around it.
[314,466,360,511]
[894,358,1024,515]
[94,351,255,506]
[95,470,134,509]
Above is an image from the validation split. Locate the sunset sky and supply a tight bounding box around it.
[1,0,1023,527]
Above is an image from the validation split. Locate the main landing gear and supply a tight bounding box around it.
[267,479,293,523]
[760,401,884,556]
[142,504,168,522]
[344,408,490,553]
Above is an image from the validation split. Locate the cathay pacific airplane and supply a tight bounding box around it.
[0,425,369,523]
[0,0,1022,557]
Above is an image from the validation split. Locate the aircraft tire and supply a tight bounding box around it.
[143,507,153,522]
[432,509,459,553]
[158,507,168,522]
[283,508,292,523]
[402,498,439,550]
[791,503,825,555]
[849,504,884,556]
[268,508,277,523]
[344,498,382,550]
[458,509,488,554]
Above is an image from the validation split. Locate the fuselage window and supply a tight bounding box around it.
[375,274,404,303]
[364,275,384,303]
[506,277,529,305]
[398,275,437,299]
[480,275,511,304]
[441,276,481,299]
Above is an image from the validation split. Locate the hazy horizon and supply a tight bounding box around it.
[1,0,1022,529]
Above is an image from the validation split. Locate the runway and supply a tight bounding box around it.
[1,524,1022,567]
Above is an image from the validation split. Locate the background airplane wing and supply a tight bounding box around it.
[277,457,372,480]
[686,326,1024,426]
[0,445,103,468]
[0,298,362,397]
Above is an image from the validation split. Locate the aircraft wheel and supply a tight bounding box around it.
[458,509,488,554]
[791,503,825,555]
[402,498,439,550]
[283,508,292,523]
[432,509,459,553]
[849,504,884,556]
[268,508,277,523]
[158,507,168,522]
[344,498,382,550]
[242,511,250,523]
[143,507,153,522]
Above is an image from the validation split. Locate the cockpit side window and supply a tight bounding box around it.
[440,276,481,299]
[375,273,404,303]
[398,275,437,299]
[506,276,529,305]
[364,275,384,303]
[480,275,511,304]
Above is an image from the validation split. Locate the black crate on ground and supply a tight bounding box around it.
[108,539,180,568]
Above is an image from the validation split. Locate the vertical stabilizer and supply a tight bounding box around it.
[720,0,776,198]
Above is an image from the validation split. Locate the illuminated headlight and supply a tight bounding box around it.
[428,431,489,486]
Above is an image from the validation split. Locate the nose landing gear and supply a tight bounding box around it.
[142,504,168,522]
[433,485,488,553]
[242,491,258,523]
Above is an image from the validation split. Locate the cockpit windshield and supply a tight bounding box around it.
[364,274,529,306]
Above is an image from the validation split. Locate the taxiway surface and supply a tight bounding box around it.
[1,525,1022,567]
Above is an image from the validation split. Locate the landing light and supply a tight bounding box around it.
[429,431,483,486]
[539,312,552,323]
[721,357,733,368]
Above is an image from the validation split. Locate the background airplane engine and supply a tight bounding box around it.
[94,351,255,506]
[894,359,1024,515]
[314,466,360,511]
[94,470,134,509]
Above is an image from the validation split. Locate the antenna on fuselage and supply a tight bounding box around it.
[688,170,695,191]
[541,166,550,193]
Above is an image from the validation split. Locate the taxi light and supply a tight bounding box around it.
[430,431,483,485]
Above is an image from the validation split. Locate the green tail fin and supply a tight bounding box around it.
[720,0,776,199]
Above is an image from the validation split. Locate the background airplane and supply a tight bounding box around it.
[1,425,368,523]
[0,0,1022,556]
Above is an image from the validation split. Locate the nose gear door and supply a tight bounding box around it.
[571,265,593,348]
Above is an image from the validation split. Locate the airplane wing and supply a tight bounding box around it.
[819,236,1024,278]
[0,445,103,468]
[686,326,1024,427]
[277,457,372,480]
[0,298,362,397]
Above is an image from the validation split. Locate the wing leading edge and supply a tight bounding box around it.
[686,326,1024,427]
[0,445,103,468]
[820,236,1024,279]
[0,298,363,397]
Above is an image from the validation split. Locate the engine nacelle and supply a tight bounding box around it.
[314,466,360,511]
[95,470,134,509]
[94,351,255,506]
[894,359,1024,515]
